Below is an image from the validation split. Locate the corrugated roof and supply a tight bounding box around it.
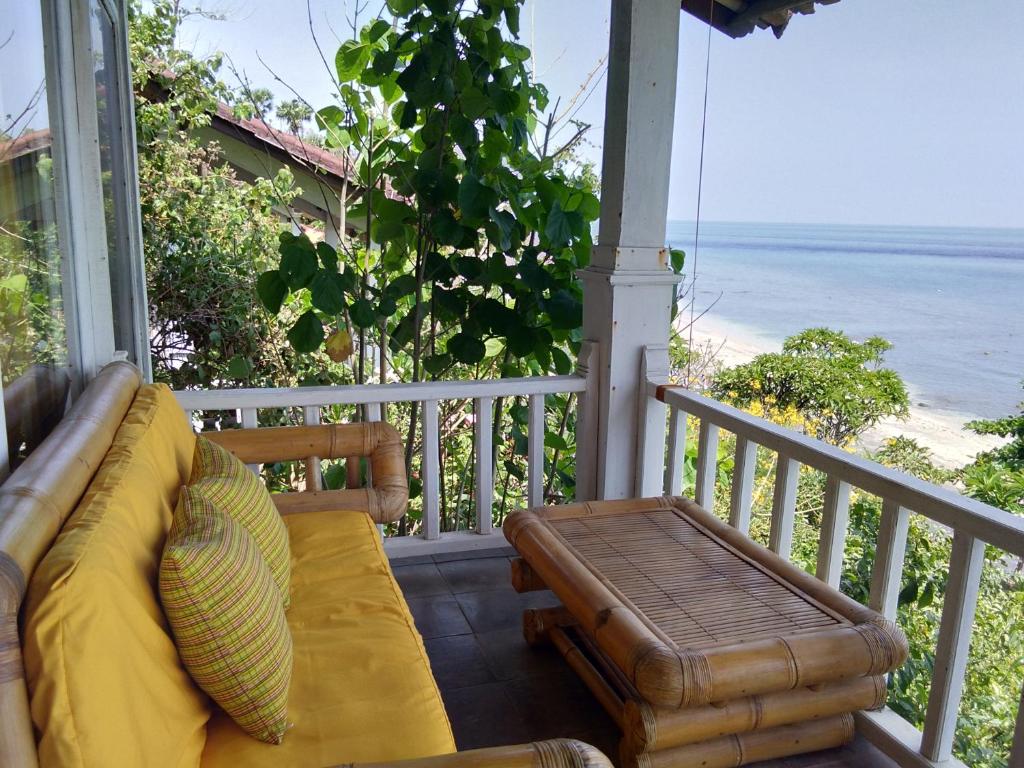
[680,0,841,39]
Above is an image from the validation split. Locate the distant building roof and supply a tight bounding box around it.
[0,129,52,163]
[209,102,351,191]
[681,0,841,39]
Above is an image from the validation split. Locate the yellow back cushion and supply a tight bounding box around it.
[23,384,211,768]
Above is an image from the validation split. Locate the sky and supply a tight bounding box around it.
[175,1,1024,229]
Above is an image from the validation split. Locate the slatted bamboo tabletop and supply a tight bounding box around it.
[550,508,842,649]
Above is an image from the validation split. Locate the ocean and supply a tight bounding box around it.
[665,221,1024,420]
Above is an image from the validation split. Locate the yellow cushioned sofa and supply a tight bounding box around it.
[0,362,611,768]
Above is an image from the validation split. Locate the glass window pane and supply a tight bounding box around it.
[1,3,71,467]
[90,0,136,359]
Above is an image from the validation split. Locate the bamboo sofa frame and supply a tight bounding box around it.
[0,362,612,768]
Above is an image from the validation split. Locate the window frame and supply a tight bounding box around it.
[41,0,150,383]
[0,0,148,476]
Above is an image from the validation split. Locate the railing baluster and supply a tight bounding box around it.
[869,500,910,620]
[664,407,687,496]
[816,476,851,588]
[240,408,259,475]
[921,531,986,761]
[528,394,545,508]
[302,405,322,491]
[364,404,382,491]
[421,400,440,540]
[694,420,719,510]
[1010,681,1024,768]
[729,435,757,534]
[474,397,493,534]
[769,454,799,559]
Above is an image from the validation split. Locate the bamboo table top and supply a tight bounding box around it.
[550,507,841,649]
[504,496,908,709]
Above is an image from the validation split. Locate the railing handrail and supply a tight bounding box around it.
[653,383,1024,558]
[174,374,588,411]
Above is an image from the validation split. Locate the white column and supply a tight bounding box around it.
[580,0,682,500]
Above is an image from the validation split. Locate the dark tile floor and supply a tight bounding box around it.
[391,548,898,768]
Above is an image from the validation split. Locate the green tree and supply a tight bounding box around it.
[962,385,1024,515]
[130,0,303,389]
[276,98,313,134]
[711,328,909,446]
[255,0,680,532]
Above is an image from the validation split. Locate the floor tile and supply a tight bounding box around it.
[392,562,452,598]
[504,671,617,738]
[440,682,533,751]
[387,554,435,567]
[436,556,512,594]
[476,626,569,681]
[432,546,515,563]
[454,587,561,634]
[424,634,497,691]
[405,594,472,639]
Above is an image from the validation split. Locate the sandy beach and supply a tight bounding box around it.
[684,316,1005,469]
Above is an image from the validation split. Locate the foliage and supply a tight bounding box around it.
[260,0,605,385]
[253,0,682,532]
[711,328,909,446]
[0,220,65,383]
[697,350,1021,766]
[130,1,314,390]
[276,99,313,134]
[962,385,1024,514]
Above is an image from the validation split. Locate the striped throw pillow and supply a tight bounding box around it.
[191,437,290,607]
[160,486,292,744]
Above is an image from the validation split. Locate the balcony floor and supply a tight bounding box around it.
[391,548,899,768]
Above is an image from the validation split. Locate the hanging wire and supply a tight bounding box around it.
[685,0,715,387]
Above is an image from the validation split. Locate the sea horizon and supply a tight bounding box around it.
[665,219,1024,421]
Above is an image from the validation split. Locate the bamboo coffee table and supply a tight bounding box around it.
[504,496,908,768]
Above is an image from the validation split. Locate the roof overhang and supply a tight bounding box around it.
[680,0,841,39]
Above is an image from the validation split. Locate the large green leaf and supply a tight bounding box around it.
[487,207,517,251]
[227,355,252,380]
[288,311,324,353]
[336,40,371,81]
[447,332,486,365]
[552,347,573,375]
[458,174,496,221]
[544,201,573,248]
[431,209,464,247]
[256,270,288,313]
[386,0,417,15]
[310,271,347,315]
[280,247,318,289]
[316,242,338,272]
[545,289,582,330]
[350,298,377,328]
[506,324,535,357]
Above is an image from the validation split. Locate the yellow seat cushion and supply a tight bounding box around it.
[191,437,291,607]
[23,384,211,768]
[161,487,292,744]
[200,510,455,768]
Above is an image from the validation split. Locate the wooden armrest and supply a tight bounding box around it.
[204,422,408,524]
[346,739,613,768]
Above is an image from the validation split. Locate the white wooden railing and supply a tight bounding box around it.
[643,365,1024,768]
[174,373,590,554]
